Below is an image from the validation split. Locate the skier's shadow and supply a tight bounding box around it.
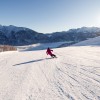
[13,59,44,66]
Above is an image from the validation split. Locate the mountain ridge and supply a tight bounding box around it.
[0,25,100,46]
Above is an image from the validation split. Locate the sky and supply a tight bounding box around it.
[0,0,100,33]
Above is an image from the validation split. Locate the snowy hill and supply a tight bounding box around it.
[72,36,100,46]
[0,41,100,100]
[57,36,100,48]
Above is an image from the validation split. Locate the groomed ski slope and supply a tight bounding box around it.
[0,46,100,99]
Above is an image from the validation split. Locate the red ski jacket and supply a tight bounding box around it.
[46,48,53,55]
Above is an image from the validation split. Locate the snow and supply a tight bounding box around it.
[0,40,100,100]
[16,42,68,51]
[72,36,100,46]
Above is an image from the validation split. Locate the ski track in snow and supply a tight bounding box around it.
[0,46,100,100]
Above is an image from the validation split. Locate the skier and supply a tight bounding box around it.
[46,47,57,58]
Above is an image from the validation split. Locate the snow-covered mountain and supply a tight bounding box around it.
[69,27,100,33]
[0,25,28,34]
[0,25,48,45]
[0,36,100,100]
[49,27,100,43]
[0,25,100,46]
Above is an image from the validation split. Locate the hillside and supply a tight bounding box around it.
[0,25,48,45]
[0,40,100,100]
[72,36,100,46]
